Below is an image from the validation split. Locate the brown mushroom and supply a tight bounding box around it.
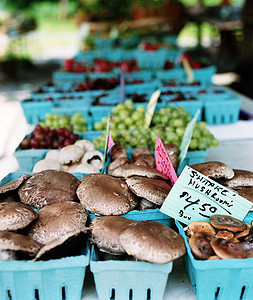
[18,170,80,209]
[235,227,251,240]
[89,216,135,255]
[27,201,88,245]
[222,170,253,188]
[164,143,180,170]
[185,221,216,236]
[233,187,253,211]
[215,230,234,240]
[210,215,248,232]
[34,228,88,261]
[0,231,42,259]
[210,238,246,259]
[131,148,152,160]
[126,176,171,206]
[111,164,169,181]
[107,157,130,174]
[0,174,30,196]
[110,145,127,161]
[133,154,156,168]
[190,161,234,180]
[0,202,37,231]
[120,220,186,264]
[76,174,138,216]
[189,232,215,260]
[139,199,158,211]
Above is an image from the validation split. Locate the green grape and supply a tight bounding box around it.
[211,138,219,147]
[173,119,184,127]
[192,127,201,139]
[102,117,108,125]
[94,122,103,131]
[176,127,185,137]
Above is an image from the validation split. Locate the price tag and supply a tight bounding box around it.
[178,109,200,166]
[155,135,177,186]
[107,132,115,154]
[182,58,194,83]
[144,89,160,128]
[103,116,111,163]
[160,166,252,225]
[120,69,125,103]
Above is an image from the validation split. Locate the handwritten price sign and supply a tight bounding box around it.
[155,135,177,186]
[160,166,252,225]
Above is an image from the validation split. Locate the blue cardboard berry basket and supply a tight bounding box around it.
[203,97,241,125]
[176,219,253,300]
[21,100,54,124]
[135,49,172,70]
[0,172,90,300]
[90,245,173,300]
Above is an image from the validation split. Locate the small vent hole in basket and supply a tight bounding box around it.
[146,288,151,300]
[213,115,217,124]
[7,290,11,300]
[215,287,220,299]
[34,289,39,300]
[62,286,66,300]
[110,288,115,300]
[129,288,133,300]
[240,286,246,299]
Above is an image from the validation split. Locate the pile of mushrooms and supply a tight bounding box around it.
[0,170,88,261]
[89,215,186,264]
[185,215,253,260]
[32,139,104,174]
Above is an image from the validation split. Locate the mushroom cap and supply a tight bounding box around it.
[133,154,156,168]
[34,228,88,261]
[210,238,246,259]
[234,187,253,210]
[74,139,95,152]
[107,157,130,174]
[0,231,42,256]
[126,176,171,206]
[111,164,169,181]
[215,230,234,240]
[222,169,253,188]
[0,202,38,231]
[164,143,180,156]
[139,198,158,211]
[189,232,215,260]
[210,215,247,232]
[190,161,234,179]
[32,158,61,172]
[132,148,152,160]
[119,220,186,264]
[0,174,30,196]
[186,221,216,236]
[45,150,60,161]
[58,144,84,165]
[27,201,88,245]
[73,162,100,174]
[76,174,138,216]
[110,145,128,161]
[90,216,135,255]
[18,170,80,209]
[81,150,104,169]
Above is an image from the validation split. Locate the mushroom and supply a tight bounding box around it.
[215,230,234,240]
[210,215,248,232]
[107,157,130,174]
[18,170,80,209]
[0,202,37,231]
[26,201,88,245]
[222,169,253,188]
[164,143,180,170]
[76,174,138,216]
[119,220,186,264]
[133,154,156,168]
[74,139,95,152]
[110,145,127,161]
[58,144,84,165]
[126,176,171,206]
[0,231,42,260]
[32,158,61,172]
[111,164,169,181]
[185,221,216,237]
[0,174,30,197]
[45,150,60,161]
[81,150,104,170]
[210,238,246,259]
[139,198,158,211]
[190,161,234,180]
[233,187,253,211]
[34,228,88,261]
[131,148,152,160]
[189,232,215,260]
[89,216,135,255]
[72,162,100,174]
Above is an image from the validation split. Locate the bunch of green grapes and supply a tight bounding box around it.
[39,113,88,132]
[92,101,219,151]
